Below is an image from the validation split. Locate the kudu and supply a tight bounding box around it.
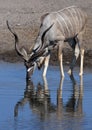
[7,6,87,79]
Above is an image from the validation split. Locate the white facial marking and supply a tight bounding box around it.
[27,67,32,72]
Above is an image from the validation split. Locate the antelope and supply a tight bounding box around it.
[7,6,87,79]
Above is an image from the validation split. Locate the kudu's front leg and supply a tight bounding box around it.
[43,54,50,77]
[58,43,64,77]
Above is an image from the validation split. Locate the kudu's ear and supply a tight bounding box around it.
[20,47,29,61]
[6,20,29,61]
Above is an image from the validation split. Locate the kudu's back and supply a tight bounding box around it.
[41,6,87,40]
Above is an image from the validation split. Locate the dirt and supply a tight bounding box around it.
[0,0,92,67]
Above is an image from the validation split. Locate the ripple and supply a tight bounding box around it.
[0,62,92,130]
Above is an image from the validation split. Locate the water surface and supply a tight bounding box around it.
[0,61,92,130]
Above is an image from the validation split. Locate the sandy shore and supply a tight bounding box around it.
[0,0,92,66]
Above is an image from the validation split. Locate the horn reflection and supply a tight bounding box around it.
[14,74,83,120]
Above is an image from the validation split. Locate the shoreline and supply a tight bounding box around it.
[0,48,92,68]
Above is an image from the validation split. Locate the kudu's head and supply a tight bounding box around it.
[7,21,53,79]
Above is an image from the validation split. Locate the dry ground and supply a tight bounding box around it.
[0,0,92,66]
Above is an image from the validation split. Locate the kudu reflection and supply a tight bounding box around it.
[14,75,83,119]
[14,77,52,118]
[64,75,83,115]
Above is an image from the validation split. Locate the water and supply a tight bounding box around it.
[0,61,92,130]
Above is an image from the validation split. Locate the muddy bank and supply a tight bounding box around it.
[0,48,92,68]
[0,0,92,67]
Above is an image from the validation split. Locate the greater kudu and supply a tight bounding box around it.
[7,6,87,79]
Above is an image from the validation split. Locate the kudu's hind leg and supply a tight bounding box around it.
[79,49,84,75]
[68,35,84,76]
[68,37,80,75]
[77,32,84,76]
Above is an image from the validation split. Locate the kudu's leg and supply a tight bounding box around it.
[68,34,84,76]
[78,33,84,76]
[58,43,64,77]
[79,49,84,75]
[43,54,50,77]
[68,38,80,75]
